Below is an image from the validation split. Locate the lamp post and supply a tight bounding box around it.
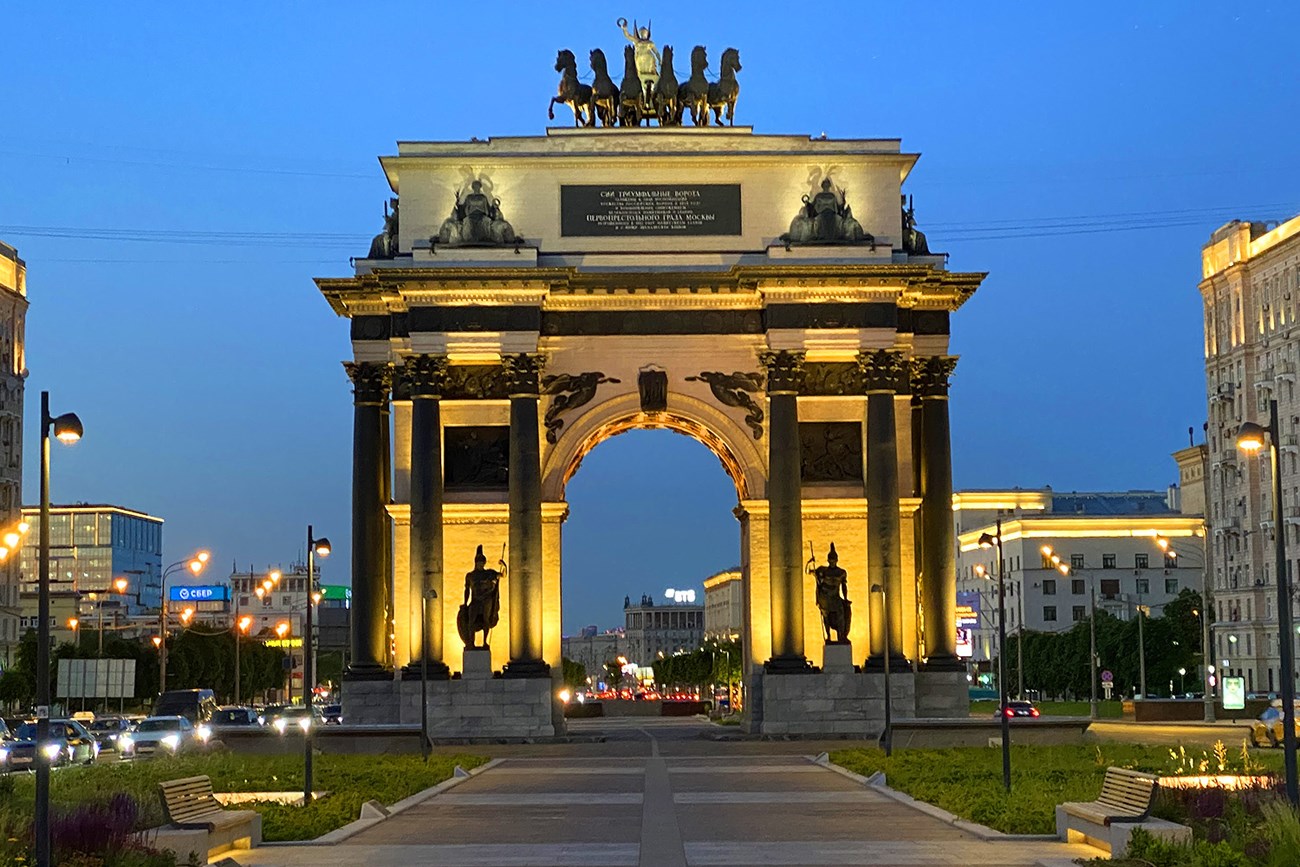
[1236,401,1298,807]
[36,392,83,867]
[304,527,330,804]
[869,583,893,757]
[978,521,1011,793]
[420,586,436,761]
[158,551,210,694]
[1160,537,1215,722]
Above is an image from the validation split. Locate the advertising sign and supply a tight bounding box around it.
[955,591,981,659]
[57,659,136,699]
[1222,676,1246,711]
[169,584,229,602]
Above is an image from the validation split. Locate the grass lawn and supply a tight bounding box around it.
[829,743,1282,835]
[969,699,1124,718]
[2,751,488,844]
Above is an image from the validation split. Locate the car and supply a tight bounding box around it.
[87,717,134,753]
[1249,701,1300,748]
[320,704,343,725]
[208,706,263,736]
[121,716,204,758]
[268,705,319,734]
[995,700,1040,719]
[153,689,218,724]
[2,720,98,770]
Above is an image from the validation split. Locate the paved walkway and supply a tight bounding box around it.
[229,720,1095,867]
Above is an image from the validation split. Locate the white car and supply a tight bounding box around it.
[121,716,207,758]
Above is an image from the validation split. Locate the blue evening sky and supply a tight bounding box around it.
[2,3,1295,633]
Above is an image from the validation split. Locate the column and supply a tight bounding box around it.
[761,350,809,671]
[344,361,392,677]
[380,375,395,669]
[913,356,963,669]
[859,349,907,668]
[403,355,449,679]
[503,353,549,677]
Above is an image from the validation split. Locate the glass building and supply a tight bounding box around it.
[18,504,163,614]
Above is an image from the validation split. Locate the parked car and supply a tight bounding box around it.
[121,716,201,758]
[153,689,218,724]
[2,720,98,769]
[996,700,1040,719]
[0,718,12,743]
[1249,701,1300,748]
[321,704,343,725]
[208,706,263,736]
[87,717,134,753]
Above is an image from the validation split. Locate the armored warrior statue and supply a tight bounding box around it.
[436,180,518,246]
[457,545,503,648]
[782,179,871,245]
[367,198,399,259]
[901,194,931,255]
[617,17,660,100]
[809,543,852,643]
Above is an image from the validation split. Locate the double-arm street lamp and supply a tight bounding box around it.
[1236,399,1298,807]
[158,550,211,693]
[303,527,330,805]
[35,392,83,867]
[977,520,1011,793]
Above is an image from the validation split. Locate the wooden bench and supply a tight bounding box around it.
[150,775,261,860]
[1056,767,1188,856]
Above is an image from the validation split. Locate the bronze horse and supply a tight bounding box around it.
[589,48,620,127]
[618,45,650,126]
[655,45,680,126]
[548,49,593,127]
[680,45,710,126]
[707,47,742,126]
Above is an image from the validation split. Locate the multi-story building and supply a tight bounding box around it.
[954,488,1205,671]
[561,627,627,683]
[1201,214,1300,693]
[0,242,26,664]
[18,504,163,615]
[18,590,80,647]
[229,564,324,699]
[622,592,704,667]
[703,568,743,640]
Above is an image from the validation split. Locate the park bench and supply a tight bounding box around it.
[1055,767,1188,856]
[149,775,261,860]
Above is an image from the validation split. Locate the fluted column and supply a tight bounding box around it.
[761,350,810,672]
[403,355,449,679]
[503,353,549,677]
[344,361,392,677]
[859,349,907,669]
[913,356,963,669]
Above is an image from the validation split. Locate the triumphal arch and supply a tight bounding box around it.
[320,48,984,736]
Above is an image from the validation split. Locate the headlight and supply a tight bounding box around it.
[161,734,180,751]
[298,717,312,733]
[119,735,133,750]
[273,718,287,734]
[196,725,212,742]
[43,743,63,760]
[0,747,9,763]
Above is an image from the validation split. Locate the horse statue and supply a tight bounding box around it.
[679,45,710,126]
[618,44,650,126]
[548,49,593,127]
[707,47,742,126]
[589,48,620,127]
[655,44,681,126]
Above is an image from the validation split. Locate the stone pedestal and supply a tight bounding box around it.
[914,668,969,718]
[463,648,492,680]
[744,669,916,737]
[823,643,855,674]
[339,669,556,739]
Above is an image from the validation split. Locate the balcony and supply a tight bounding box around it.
[1278,362,1297,382]
[1288,506,1300,527]
[1283,434,1300,454]
[1256,372,1275,391]
[1212,382,1236,402]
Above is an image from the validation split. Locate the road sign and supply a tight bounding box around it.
[1101,670,1113,683]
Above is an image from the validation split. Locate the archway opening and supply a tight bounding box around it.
[559,427,742,704]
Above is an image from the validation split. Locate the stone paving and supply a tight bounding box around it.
[229,719,1096,867]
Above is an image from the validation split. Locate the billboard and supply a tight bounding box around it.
[169,584,229,602]
[955,591,981,659]
[57,659,137,699]
[1222,676,1246,711]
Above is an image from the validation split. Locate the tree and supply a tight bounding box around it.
[561,657,587,690]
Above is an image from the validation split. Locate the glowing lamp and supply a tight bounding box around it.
[113,577,129,593]
[3,532,18,548]
[52,413,83,444]
[313,538,331,558]
[1236,422,1267,452]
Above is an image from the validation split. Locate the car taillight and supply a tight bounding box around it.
[1030,708,1040,717]
[1004,707,1014,717]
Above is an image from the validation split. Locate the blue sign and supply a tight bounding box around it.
[169,585,229,602]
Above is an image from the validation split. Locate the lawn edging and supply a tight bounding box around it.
[812,753,1060,843]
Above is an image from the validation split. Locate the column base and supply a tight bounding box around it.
[344,664,394,682]
[862,655,913,673]
[922,653,967,672]
[502,659,551,679]
[400,661,451,681]
[763,655,818,674]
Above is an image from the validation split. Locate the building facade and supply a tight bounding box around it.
[954,489,1205,673]
[1201,215,1300,693]
[0,242,25,664]
[18,504,163,614]
[561,628,626,684]
[703,568,743,639]
[622,594,705,666]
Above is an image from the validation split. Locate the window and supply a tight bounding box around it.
[1166,578,1179,595]
[1072,605,1086,622]
[1042,579,1056,596]
[1071,579,1085,595]
[1100,578,1120,597]
[1136,578,1150,595]
[1071,554,1085,569]
[1164,553,1177,569]
[1102,554,1116,569]
[1135,554,1149,569]
[1043,606,1057,622]
[1040,549,1054,569]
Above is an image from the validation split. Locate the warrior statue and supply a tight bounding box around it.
[809,543,852,644]
[367,197,399,259]
[782,179,870,245]
[617,17,660,101]
[901,195,931,255]
[437,180,518,246]
[457,545,503,648]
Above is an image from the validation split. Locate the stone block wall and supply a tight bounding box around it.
[340,676,555,738]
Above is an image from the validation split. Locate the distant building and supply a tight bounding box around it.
[18,504,163,615]
[228,564,330,699]
[1201,215,1300,693]
[703,568,743,639]
[954,487,1205,670]
[317,584,351,661]
[18,590,80,648]
[561,629,626,684]
[622,592,704,666]
[0,242,25,665]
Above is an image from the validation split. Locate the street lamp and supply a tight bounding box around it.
[869,583,893,757]
[158,550,210,694]
[1237,402,1298,807]
[304,526,330,804]
[1048,549,1098,721]
[36,391,82,867]
[234,615,253,706]
[1159,536,1216,722]
[978,521,1011,793]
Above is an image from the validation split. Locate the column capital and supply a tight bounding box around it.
[402,354,450,399]
[503,353,545,396]
[856,349,909,393]
[760,350,806,394]
[910,356,958,398]
[344,361,392,406]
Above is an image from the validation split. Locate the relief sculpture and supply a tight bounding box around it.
[686,370,765,439]
[541,371,621,443]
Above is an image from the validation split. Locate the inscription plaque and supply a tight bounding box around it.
[561,184,741,236]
